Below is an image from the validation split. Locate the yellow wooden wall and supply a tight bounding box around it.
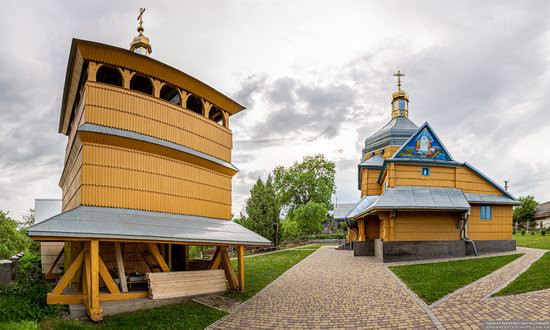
[84,82,232,162]
[360,168,382,196]
[467,205,513,240]
[386,163,501,195]
[77,142,232,219]
[394,212,461,241]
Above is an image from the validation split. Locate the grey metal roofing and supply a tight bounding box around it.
[347,186,470,219]
[35,199,62,223]
[29,206,271,246]
[535,201,550,219]
[359,154,384,167]
[363,116,418,155]
[333,203,358,220]
[78,124,238,172]
[346,195,380,219]
[464,193,519,205]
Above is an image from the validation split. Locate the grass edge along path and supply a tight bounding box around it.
[389,253,523,304]
[1,245,319,330]
[514,233,550,250]
[493,251,550,297]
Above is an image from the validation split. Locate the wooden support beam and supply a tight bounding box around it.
[238,245,245,292]
[220,250,238,290]
[208,246,223,270]
[51,250,84,296]
[88,240,102,321]
[47,293,83,305]
[147,243,170,272]
[46,247,64,278]
[114,242,128,293]
[99,291,148,302]
[99,256,120,294]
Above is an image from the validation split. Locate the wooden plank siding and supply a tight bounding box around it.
[360,168,382,196]
[78,142,231,219]
[84,82,232,162]
[467,205,513,240]
[393,212,461,241]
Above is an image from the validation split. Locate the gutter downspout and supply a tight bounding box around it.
[461,211,478,256]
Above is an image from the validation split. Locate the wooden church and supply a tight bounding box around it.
[29,10,270,321]
[345,71,518,262]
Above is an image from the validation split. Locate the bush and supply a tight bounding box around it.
[531,230,536,236]
[542,229,547,236]
[0,253,64,322]
[521,229,526,236]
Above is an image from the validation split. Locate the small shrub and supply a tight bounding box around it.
[531,230,536,236]
[521,229,526,236]
[513,228,516,235]
[541,229,547,236]
[0,253,64,322]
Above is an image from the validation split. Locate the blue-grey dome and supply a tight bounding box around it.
[362,117,418,156]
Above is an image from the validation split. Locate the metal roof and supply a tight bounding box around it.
[359,154,384,167]
[347,186,470,219]
[534,201,550,219]
[464,193,519,205]
[29,206,271,246]
[79,124,238,172]
[34,199,62,224]
[333,203,358,220]
[346,195,380,219]
[363,117,418,155]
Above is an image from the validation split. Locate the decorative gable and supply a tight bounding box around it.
[394,122,453,161]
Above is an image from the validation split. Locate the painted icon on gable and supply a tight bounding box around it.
[396,127,450,161]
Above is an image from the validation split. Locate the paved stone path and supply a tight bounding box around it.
[209,247,549,329]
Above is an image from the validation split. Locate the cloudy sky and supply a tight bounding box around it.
[1,1,550,220]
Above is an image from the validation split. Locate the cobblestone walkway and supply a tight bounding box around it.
[210,247,437,329]
[209,247,549,329]
[432,248,549,329]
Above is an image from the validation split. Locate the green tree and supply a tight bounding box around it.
[0,211,29,259]
[286,201,327,236]
[513,195,538,229]
[242,176,281,246]
[272,154,336,214]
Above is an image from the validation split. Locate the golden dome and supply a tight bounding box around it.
[392,89,409,101]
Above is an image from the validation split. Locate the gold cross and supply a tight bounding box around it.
[137,8,146,24]
[393,70,405,90]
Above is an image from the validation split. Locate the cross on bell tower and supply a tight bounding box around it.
[130,8,152,56]
[391,70,409,119]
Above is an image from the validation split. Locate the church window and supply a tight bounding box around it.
[130,74,153,95]
[399,99,406,109]
[421,167,430,176]
[160,84,181,105]
[96,66,122,87]
[480,206,493,220]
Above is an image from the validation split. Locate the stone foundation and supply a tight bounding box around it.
[353,240,374,256]
[465,240,516,255]
[369,239,517,262]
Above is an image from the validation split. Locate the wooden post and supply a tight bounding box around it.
[237,245,245,291]
[114,242,128,293]
[358,219,366,241]
[146,243,170,272]
[183,245,189,271]
[89,240,102,321]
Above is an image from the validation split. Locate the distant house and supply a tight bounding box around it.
[534,201,550,229]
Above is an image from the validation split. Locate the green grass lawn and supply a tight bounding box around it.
[494,252,550,297]
[390,254,523,304]
[514,233,550,250]
[0,246,319,330]
[295,243,338,250]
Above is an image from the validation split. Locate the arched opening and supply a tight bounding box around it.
[130,74,153,95]
[96,66,122,87]
[186,95,203,115]
[159,84,181,105]
[209,107,223,125]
